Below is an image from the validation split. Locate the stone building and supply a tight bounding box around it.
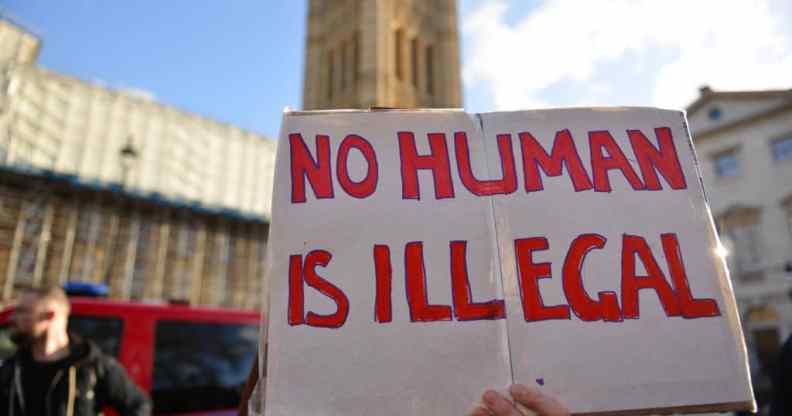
[0,166,268,308]
[0,19,275,307]
[687,86,792,376]
[0,36,276,217]
[302,0,462,110]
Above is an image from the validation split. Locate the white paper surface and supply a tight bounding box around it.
[481,109,753,414]
[263,108,754,415]
[264,111,512,416]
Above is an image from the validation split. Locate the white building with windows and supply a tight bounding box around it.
[687,86,792,383]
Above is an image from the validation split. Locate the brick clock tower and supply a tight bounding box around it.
[302,0,462,110]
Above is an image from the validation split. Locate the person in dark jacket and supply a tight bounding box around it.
[770,329,792,415]
[0,285,150,416]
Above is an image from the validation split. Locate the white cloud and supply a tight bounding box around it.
[462,0,792,110]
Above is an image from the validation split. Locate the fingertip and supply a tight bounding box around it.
[509,384,570,416]
[482,389,518,415]
[468,405,492,416]
[482,389,500,405]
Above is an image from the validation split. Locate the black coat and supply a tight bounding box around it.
[770,334,792,416]
[0,334,151,416]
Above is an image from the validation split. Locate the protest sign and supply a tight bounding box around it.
[263,108,754,415]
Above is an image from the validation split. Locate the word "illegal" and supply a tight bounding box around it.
[287,233,720,328]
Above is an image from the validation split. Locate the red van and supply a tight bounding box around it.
[0,297,260,416]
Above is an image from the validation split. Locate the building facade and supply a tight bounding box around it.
[687,86,792,377]
[302,0,462,110]
[0,19,274,306]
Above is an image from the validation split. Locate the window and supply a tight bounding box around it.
[411,37,419,88]
[718,207,764,283]
[723,223,763,282]
[713,150,739,177]
[327,50,334,100]
[341,41,348,90]
[354,31,361,83]
[425,45,434,95]
[771,136,792,161]
[68,316,123,357]
[224,235,240,306]
[708,107,722,121]
[131,219,154,299]
[171,221,197,300]
[394,29,404,80]
[152,321,258,413]
[783,196,792,258]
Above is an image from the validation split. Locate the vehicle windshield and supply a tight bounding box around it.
[69,316,123,357]
[152,320,258,414]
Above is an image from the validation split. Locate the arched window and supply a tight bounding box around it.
[394,29,404,80]
[327,50,335,100]
[411,37,418,88]
[717,205,764,283]
[353,31,361,83]
[425,45,434,95]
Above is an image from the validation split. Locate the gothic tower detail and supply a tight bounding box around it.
[302,0,462,110]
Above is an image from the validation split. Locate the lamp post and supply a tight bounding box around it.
[109,136,139,295]
[119,136,138,189]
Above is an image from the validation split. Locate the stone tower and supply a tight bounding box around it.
[302,0,462,110]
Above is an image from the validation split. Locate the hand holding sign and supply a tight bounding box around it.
[470,385,570,416]
[263,108,754,415]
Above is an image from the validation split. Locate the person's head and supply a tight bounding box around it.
[12,285,70,345]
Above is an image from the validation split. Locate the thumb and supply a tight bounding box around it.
[509,384,569,416]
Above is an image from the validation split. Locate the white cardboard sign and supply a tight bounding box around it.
[263,108,754,415]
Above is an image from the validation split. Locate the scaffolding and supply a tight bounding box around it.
[0,168,269,308]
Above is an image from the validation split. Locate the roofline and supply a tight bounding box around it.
[11,64,276,145]
[686,87,792,115]
[692,101,792,141]
[0,15,43,43]
[0,164,270,224]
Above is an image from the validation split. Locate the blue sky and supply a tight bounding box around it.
[4,0,791,139]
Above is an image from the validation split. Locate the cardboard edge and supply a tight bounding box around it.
[572,401,755,416]
[283,107,464,116]
[475,106,686,118]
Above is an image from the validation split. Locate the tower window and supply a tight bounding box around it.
[327,50,334,100]
[341,41,348,90]
[354,31,361,83]
[411,38,418,88]
[425,45,434,95]
[395,29,404,80]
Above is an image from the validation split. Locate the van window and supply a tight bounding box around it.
[152,321,258,413]
[68,316,123,357]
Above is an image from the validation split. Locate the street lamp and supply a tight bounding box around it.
[119,136,139,189]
